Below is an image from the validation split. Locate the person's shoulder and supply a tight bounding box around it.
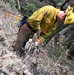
[44,5,55,7]
[40,5,51,10]
[42,5,56,9]
[39,5,58,12]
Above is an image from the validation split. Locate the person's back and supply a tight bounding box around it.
[28,5,60,38]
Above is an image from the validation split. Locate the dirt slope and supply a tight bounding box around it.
[0,0,74,75]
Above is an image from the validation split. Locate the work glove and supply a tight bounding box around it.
[34,29,41,46]
[36,38,41,45]
[34,38,41,46]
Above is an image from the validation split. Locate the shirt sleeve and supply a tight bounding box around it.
[28,9,48,31]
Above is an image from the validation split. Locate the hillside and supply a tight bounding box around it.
[0,0,74,75]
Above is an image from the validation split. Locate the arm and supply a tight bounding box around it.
[28,8,48,38]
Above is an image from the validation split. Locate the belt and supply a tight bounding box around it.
[26,22,36,33]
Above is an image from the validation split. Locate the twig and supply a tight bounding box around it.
[48,51,66,74]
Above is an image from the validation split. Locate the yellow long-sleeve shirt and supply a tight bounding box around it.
[28,5,60,39]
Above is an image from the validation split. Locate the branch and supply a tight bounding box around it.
[48,51,66,74]
[61,0,70,10]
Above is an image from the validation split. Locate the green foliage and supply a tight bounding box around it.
[46,45,67,58]
[24,3,37,16]
[17,0,48,16]
[23,0,50,16]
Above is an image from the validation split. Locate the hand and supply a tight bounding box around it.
[36,38,41,45]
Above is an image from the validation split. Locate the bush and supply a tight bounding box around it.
[24,3,37,16]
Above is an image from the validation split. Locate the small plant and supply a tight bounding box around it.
[46,44,67,58]
[21,3,37,16]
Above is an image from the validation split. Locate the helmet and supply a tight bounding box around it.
[64,13,74,25]
[64,5,74,25]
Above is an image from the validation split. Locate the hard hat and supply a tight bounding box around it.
[64,5,74,25]
[64,13,74,25]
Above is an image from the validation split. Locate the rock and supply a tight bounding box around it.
[32,57,37,65]
[23,69,33,75]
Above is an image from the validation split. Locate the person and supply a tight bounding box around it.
[12,5,74,53]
